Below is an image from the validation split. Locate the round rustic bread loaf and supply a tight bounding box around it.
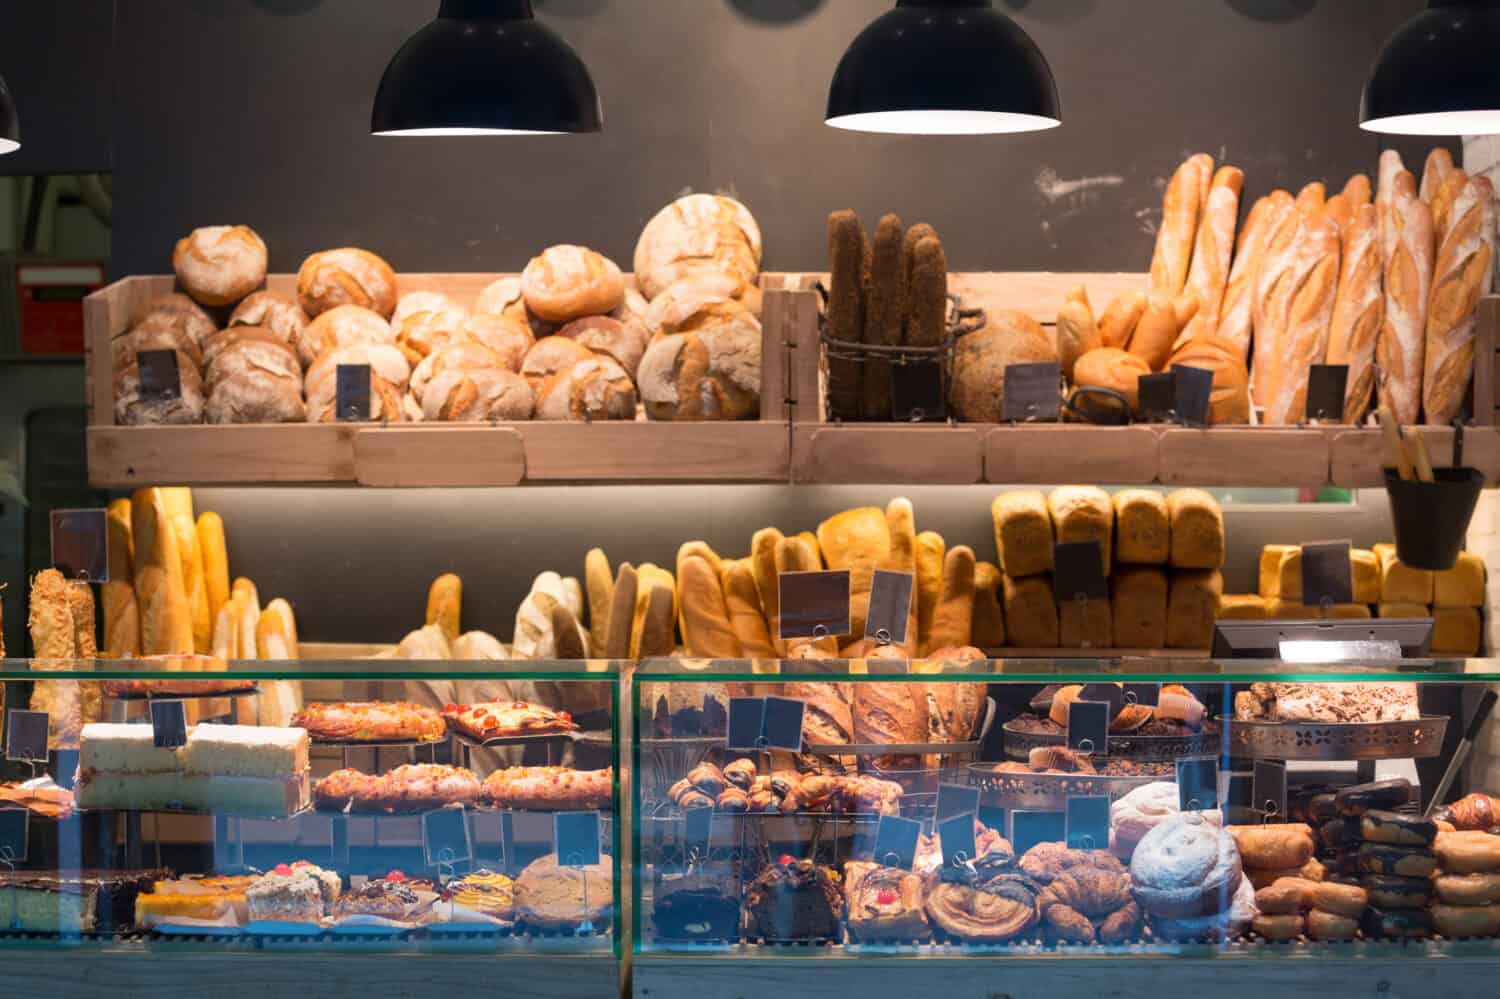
[637,308,762,421]
[1166,334,1250,425]
[521,244,625,322]
[173,225,267,307]
[950,318,1057,423]
[633,194,762,300]
[297,247,398,319]
[228,291,309,363]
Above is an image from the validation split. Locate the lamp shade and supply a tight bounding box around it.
[0,74,19,155]
[826,0,1060,135]
[1362,0,1500,135]
[372,0,602,136]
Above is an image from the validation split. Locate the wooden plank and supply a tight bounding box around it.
[1330,427,1500,487]
[1157,427,1330,486]
[783,272,1147,322]
[984,425,1158,484]
[520,422,789,481]
[792,426,983,484]
[87,424,357,487]
[356,425,526,487]
[1475,296,1499,427]
[757,287,793,421]
[781,287,823,422]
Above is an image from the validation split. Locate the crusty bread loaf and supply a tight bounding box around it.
[1434,552,1485,608]
[1422,148,1455,203]
[557,316,649,380]
[27,568,76,659]
[1167,489,1224,570]
[1179,165,1244,342]
[298,304,395,368]
[521,244,626,323]
[1251,195,1306,408]
[817,507,892,641]
[1259,544,1297,597]
[425,573,462,644]
[951,319,1058,422]
[603,563,639,660]
[1377,173,1436,425]
[424,367,534,422]
[130,488,193,655]
[1326,204,1384,424]
[227,291,309,361]
[1071,347,1151,412]
[411,341,509,403]
[103,498,140,657]
[1098,291,1148,350]
[535,356,636,422]
[634,194,762,300]
[680,555,743,658]
[1151,154,1212,298]
[1431,168,1470,239]
[1059,592,1111,649]
[297,247,397,319]
[204,327,302,392]
[787,681,855,745]
[905,235,948,349]
[1167,570,1223,649]
[1112,566,1168,648]
[128,294,216,353]
[583,548,612,657]
[1424,175,1496,426]
[1048,486,1112,574]
[393,292,469,363]
[1262,209,1342,425]
[882,498,920,652]
[1166,334,1251,425]
[173,225,267,307]
[114,352,205,426]
[991,490,1053,577]
[723,561,776,658]
[1057,287,1100,383]
[1377,149,1407,261]
[458,313,534,372]
[1218,190,1293,362]
[1128,292,1198,372]
[853,682,926,771]
[303,342,411,422]
[1113,489,1169,565]
[1002,572,1059,648]
[638,308,762,421]
[113,310,207,373]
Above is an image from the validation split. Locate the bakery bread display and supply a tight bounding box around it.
[291,701,446,743]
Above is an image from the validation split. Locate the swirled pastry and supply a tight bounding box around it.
[924,870,1042,942]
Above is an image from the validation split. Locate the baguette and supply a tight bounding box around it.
[797,530,822,567]
[1179,166,1245,342]
[1431,168,1470,240]
[971,560,1005,649]
[231,578,260,659]
[426,573,462,644]
[1326,204,1385,424]
[1056,286,1100,382]
[1150,154,1212,298]
[1421,148,1455,203]
[905,236,947,348]
[1425,175,1497,426]
[636,583,677,659]
[925,545,976,654]
[257,597,299,659]
[750,527,786,653]
[159,488,210,654]
[817,507,891,641]
[1263,209,1342,425]
[1377,173,1436,424]
[679,555,742,658]
[1098,290,1148,350]
[130,488,193,655]
[1343,173,1373,209]
[634,564,676,656]
[603,563,638,660]
[1218,191,1293,362]
[1324,193,1353,239]
[915,530,946,652]
[1251,199,1307,408]
[550,603,588,660]
[102,498,140,657]
[211,598,239,660]
[584,547,612,657]
[862,213,905,420]
[722,562,777,657]
[195,511,230,626]
[883,498,920,651]
[1377,149,1407,264]
[826,210,868,418]
[1296,182,1326,217]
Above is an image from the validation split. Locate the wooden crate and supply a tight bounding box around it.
[85,273,790,488]
[778,272,1500,486]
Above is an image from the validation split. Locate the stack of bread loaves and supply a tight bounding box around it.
[990,486,1225,650]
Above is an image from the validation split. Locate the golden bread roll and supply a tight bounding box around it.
[1056,286,1101,384]
[228,291,310,360]
[426,573,462,644]
[679,555,742,658]
[297,247,398,319]
[299,304,394,368]
[817,507,892,640]
[634,194,762,300]
[557,315,649,380]
[534,356,636,421]
[1071,347,1150,411]
[173,225,267,307]
[521,244,625,323]
[1098,290,1148,350]
[257,597,299,659]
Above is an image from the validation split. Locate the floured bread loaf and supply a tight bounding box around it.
[114,353,206,425]
[534,356,637,421]
[174,225,267,307]
[228,292,309,362]
[522,244,625,322]
[299,305,395,368]
[297,247,398,319]
[634,194,762,299]
[422,367,534,422]
[637,308,762,420]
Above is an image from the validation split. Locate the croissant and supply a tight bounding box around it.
[1436,793,1500,831]
[1027,746,1096,774]
[1037,868,1139,943]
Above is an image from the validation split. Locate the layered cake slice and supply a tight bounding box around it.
[246,862,342,924]
[183,724,309,778]
[0,870,164,933]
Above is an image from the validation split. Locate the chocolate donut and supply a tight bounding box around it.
[1361,809,1438,847]
[1306,793,1341,824]
[1361,905,1432,939]
[1320,816,1364,851]
[1335,778,1412,817]
[1361,874,1433,909]
[1357,842,1438,878]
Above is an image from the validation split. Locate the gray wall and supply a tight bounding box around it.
[110,0,1439,277]
[0,0,112,177]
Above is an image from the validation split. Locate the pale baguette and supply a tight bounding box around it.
[1377,173,1436,424]
[1251,201,1306,407]
[1179,166,1245,343]
[1263,210,1341,425]
[1326,204,1385,423]
[1377,149,1407,265]
[1218,191,1292,362]
[1150,154,1211,298]
[1424,175,1497,426]
[1421,147,1455,204]
[130,487,193,655]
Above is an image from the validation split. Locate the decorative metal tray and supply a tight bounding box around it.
[966,762,1160,809]
[1222,714,1450,760]
[1002,719,1219,762]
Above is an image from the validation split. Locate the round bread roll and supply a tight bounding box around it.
[411,342,509,404]
[297,247,398,319]
[394,293,470,362]
[1129,814,1244,918]
[392,291,464,329]
[644,276,756,339]
[134,293,216,349]
[614,287,651,323]
[950,320,1058,423]
[305,366,407,424]
[1072,347,1152,412]
[228,291,309,363]
[206,370,306,425]
[534,356,637,422]
[111,314,207,374]
[474,275,558,338]
[458,313,534,372]
[634,194,762,299]
[114,352,206,425]
[1166,334,1250,425]
[521,245,626,322]
[299,305,394,367]
[173,225,267,307]
[637,310,762,421]
[521,336,596,389]
[557,315,650,379]
[422,367,534,422]
[305,342,411,398]
[203,327,302,392]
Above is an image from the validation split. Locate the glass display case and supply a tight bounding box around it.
[0,657,621,992]
[632,655,1500,997]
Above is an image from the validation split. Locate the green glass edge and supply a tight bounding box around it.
[0,658,624,682]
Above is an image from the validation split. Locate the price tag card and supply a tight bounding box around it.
[978,805,1007,835]
[684,805,714,857]
[150,700,188,749]
[5,710,49,763]
[136,348,182,401]
[1253,760,1288,820]
[1052,541,1108,603]
[1225,773,1253,809]
[1171,364,1215,426]
[335,363,372,422]
[0,807,27,863]
[1066,795,1110,851]
[1305,365,1349,422]
[1002,362,1062,422]
[1011,810,1066,858]
[50,508,109,583]
[1066,699,1110,756]
[554,811,602,868]
[864,569,914,646]
[726,697,767,751]
[1078,682,1125,716]
[1123,683,1160,708]
[938,813,977,869]
[778,570,852,641]
[1301,540,1354,607]
[1138,372,1176,421]
[891,362,946,423]
[936,783,981,822]
[871,814,921,871]
[422,807,474,866]
[1176,757,1220,812]
[761,696,806,752]
[53,750,78,791]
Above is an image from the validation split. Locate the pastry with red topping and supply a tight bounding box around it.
[292,702,446,743]
[442,699,578,741]
[479,766,612,811]
[246,861,341,924]
[844,861,932,941]
[313,765,480,813]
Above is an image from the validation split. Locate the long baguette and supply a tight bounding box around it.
[130,487,193,655]
[159,488,210,654]
[1377,149,1407,265]
[1377,172,1436,425]
[750,527,785,654]
[195,512,230,626]
[1424,175,1497,426]
[1179,166,1245,343]
[1421,147,1455,204]
[1263,210,1342,425]
[1326,204,1385,424]
[1430,168,1470,242]
[1150,154,1212,298]
[1296,182,1326,217]
[1251,199,1306,407]
[1218,191,1292,362]
[583,547,612,658]
[1343,173,1373,209]
[102,498,139,657]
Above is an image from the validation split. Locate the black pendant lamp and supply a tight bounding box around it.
[0,74,19,154]
[1362,0,1500,135]
[372,0,602,136]
[826,0,1060,135]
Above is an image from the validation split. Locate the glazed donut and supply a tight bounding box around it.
[1251,913,1304,941]
[1357,843,1438,879]
[1361,873,1432,909]
[1361,809,1438,847]
[1254,877,1319,915]
[1306,908,1360,940]
[521,244,625,323]
[297,247,398,319]
[1435,830,1500,875]
[1431,903,1500,939]
[173,225,267,307]
[1228,823,1315,870]
[1311,880,1369,919]
[1435,873,1500,906]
